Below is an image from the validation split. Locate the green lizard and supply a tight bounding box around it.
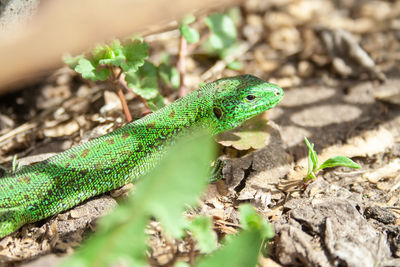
[0,75,283,238]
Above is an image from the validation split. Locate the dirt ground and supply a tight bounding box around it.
[0,0,400,266]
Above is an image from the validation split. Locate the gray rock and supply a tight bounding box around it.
[0,0,40,31]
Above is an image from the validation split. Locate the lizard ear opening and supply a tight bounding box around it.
[213,107,223,119]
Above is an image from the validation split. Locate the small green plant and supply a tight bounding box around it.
[63,37,180,121]
[304,137,361,181]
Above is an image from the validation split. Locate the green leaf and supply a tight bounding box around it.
[304,137,318,172]
[147,94,165,111]
[120,39,149,72]
[93,42,127,67]
[74,58,95,77]
[170,68,180,89]
[196,204,273,267]
[187,216,217,253]
[216,113,273,150]
[226,7,242,26]
[318,156,361,171]
[61,133,216,267]
[125,61,159,99]
[158,63,180,89]
[203,13,237,55]
[239,204,274,239]
[62,54,84,69]
[227,60,243,70]
[180,24,200,44]
[160,52,171,65]
[75,58,110,81]
[196,230,262,267]
[182,14,196,25]
[219,43,240,60]
[95,68,111,81]
[92,44,113,62]
[142,133,215,237]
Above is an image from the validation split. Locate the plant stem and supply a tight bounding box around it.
[118,78,152,113]
[177,34,187,97]
[109,66,132,122]
[187,31,211,54]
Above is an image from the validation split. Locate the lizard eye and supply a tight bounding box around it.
[246,95,256,101]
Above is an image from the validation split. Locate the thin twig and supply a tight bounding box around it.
[177,34,187,97]
[186,31,211,54]
[115,67,123,80]
[119,79,152,113]
[109,66,132,122]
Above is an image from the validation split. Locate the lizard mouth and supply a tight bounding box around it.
[237,97,282,121]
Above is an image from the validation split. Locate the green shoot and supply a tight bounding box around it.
[64,37,176,121]
[304,137,361,181]
[11,155,22,173]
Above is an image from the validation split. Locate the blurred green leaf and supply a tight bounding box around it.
[226,7,242,26]
[160,52,171,65]
[227,60,243,71]
[62,54,84,69]
[180,24,200,44]
[158,62,180,89]
[196,204,272,267]
[196,230,261,267]
[120,39,149,72]
[239,204,274,239]
[182,14,196,25]
[187,216,217,253]
[147,94,165,111]
[318,156,361,171]
[203,13,237,55]
[219,43,240,60]
[125,61,159,99]
[61,133,215,267]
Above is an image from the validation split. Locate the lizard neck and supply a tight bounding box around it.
[127,88,215,134]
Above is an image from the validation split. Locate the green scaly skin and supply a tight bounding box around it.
[0,75,283,238]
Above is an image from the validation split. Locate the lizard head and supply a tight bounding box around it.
[209,74,283,134]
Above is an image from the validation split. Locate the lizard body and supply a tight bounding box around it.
[0,75,283,237]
